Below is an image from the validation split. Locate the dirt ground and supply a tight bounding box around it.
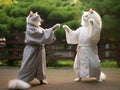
[0,67,120,90]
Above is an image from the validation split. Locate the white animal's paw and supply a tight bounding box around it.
[54,23,61,28]
[62,25,68,29]
[62,25,71,32]
[89,18,94,25]
[52,23,61,32]
[56,23,61,28]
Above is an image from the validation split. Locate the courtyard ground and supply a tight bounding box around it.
[0,67,120,90]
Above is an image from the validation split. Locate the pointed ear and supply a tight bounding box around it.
[89,8,94,14]
[35,12,39,16]
[30,11,33,16]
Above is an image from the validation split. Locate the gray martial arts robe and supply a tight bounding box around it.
[18,24,56,82]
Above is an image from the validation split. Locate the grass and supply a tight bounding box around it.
[57,60,74,67]
[101,61,118,68]
[46,60,74,67]
[48,60,118,68]
[0,60,118,68]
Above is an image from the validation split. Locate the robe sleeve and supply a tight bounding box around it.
[25,25,56,45]
[89,21,101,41]
[65,28,80,44]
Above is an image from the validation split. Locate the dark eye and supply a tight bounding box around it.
[85,15,88,17]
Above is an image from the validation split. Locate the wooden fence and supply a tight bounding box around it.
[0,33,120,67]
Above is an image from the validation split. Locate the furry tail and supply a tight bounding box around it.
[98,72,106,82]
[8,79,31,89]
[100,72,106,80]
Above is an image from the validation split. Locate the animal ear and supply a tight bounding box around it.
[35,12,38,15]
[30,11,33,16]
[89,8,94,14]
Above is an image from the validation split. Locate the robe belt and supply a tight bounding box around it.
[38,45,44,50]
[77,45,96,51]
[26,44,44,48]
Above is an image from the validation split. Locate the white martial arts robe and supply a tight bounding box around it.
[65,23,101,78]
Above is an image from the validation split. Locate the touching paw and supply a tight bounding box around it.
[54,24,61,28]
[52,23,61,31]
[62,25,70,32]
[56,24,61,28]
[62,25,68,29]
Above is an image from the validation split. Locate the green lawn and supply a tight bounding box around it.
[47,60,118,68]
[101,61,118,68]
[0,60,118,68]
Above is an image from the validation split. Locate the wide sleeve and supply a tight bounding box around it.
[25,26,56,45]
[89,21,101,41]
[65,28,80,44]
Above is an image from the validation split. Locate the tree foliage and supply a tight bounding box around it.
[80,0,120,40]
[0,0,119,40]
[0,0,82,38]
